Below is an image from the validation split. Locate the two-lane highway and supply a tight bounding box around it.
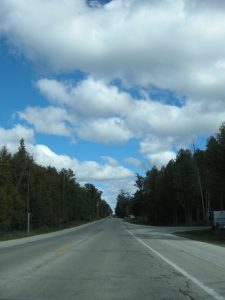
[0,218,225,299]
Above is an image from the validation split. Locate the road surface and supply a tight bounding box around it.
[0,218,225,299]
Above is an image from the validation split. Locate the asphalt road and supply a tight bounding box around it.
[0,218,225,300]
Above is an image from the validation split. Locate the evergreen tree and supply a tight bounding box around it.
[0,140,111,232]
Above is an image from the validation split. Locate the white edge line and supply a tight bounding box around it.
[125,228,225,300]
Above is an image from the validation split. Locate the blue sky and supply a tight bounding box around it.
[1,0,225,209]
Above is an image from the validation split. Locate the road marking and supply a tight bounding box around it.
[125,228,225,300]
[56,238,88,257]
[57,243,73,256]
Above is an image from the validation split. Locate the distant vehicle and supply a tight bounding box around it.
[212,211,225,229]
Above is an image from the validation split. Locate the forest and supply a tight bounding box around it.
[0,139,112,232]
[115,123,225,226]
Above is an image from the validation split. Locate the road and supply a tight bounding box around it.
[0,218,225,300]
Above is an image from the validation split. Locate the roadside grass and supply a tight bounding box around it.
[0,220,92,242]
[174,229,225,247]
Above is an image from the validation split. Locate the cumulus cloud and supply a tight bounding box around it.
[78,117,132,143]
[19,75,225,167]
[1,0,225,100]
[36,79,71,105]
[140,137,176,168]
[37,77,133,117]
[0,124,34,152]
[38,77,225,136]
[23,78,134,143]
[125,157,147,171]
[101,156,119,167]
[35,78,200,143]
[29,143,134,183]
[2,0,225,168]
[19,106,74,136]
[102,177,136,203]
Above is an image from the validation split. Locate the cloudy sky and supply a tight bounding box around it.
[1,0,225,209]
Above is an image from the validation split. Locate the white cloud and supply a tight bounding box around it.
[30,143,134,182]
[140,137,176,168]
[1,0,225,101]
[98,177,137,209]
[19,106,74,136]
[37,77,133,118]
[32,78,134,143]
[78,117,132,143]
[101,156,119,167]
[36,79,71,105]
[36,76,225,140]
[2,0,225,168]
[125,157,147,170]
[146,151,176,169]
[0,124,34,152]
[19,75,225,166]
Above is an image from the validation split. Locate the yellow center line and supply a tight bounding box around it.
[57,243,73,256]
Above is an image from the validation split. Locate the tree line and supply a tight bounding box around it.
[0,139,112,232]
[115,123,225,225]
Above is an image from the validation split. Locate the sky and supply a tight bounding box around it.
[1,0,225,209]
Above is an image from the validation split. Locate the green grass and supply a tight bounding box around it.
[174,229,225,247]
[0,220,92,242]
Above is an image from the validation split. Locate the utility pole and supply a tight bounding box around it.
[61,171,65,226]
[27,166,31,235]
[192,139,206,221]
